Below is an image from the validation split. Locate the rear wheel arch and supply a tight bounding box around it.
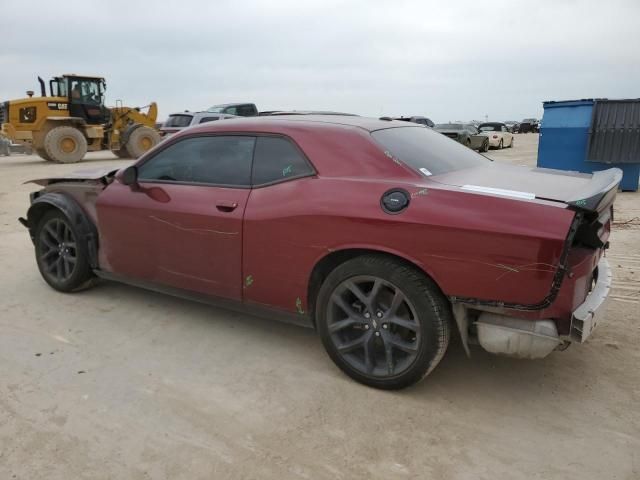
[306,248,447,327]
[26,193,99,269]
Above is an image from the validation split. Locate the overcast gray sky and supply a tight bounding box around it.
[1,0,638,122]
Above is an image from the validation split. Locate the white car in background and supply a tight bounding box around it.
[477,122,514,149]
[160,111,237,137]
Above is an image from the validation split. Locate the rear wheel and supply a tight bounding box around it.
[316,255,451,390]
[35,147,53,161]
[509,137,514,148]
[481,139,489,152]
[123,126,161,158]
[498,139,504,149]
[43,126,88,163]
[34,210,94,292]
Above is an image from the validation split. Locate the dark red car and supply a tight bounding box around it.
[21,116,620,389]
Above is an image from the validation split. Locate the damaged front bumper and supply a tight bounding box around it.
[569,256,612,343]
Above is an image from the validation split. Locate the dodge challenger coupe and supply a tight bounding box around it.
[20,116,620,389]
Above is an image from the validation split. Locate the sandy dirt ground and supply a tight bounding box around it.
[0,134,638,479]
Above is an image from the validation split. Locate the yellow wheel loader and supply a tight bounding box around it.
[0,74,161,163]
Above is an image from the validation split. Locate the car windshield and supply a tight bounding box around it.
[371,126,490,176]
[164,114,193,128]
[478,124,501,132]
[436,124,462,130]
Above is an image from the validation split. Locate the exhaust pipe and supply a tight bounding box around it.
[37,76,46,97]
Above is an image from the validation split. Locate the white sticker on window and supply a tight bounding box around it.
[419,168,433,177]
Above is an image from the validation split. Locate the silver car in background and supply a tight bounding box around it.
[434,123,489,152]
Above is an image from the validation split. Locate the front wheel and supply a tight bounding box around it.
[481,139,489,152]
[316,255,451,390]
[34,210,94,292]
[508,137,514,148]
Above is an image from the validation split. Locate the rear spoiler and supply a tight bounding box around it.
[564,168,622,212]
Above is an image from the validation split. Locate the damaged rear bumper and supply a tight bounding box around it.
[473,256,612,358]
[569,256,612,343]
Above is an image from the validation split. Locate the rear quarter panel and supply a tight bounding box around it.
[242,176,575,315]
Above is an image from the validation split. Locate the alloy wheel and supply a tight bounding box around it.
[326,275,421,377]
[38,217,78,283]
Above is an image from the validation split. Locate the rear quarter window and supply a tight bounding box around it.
[198,116,219,124]
[371,126,490,176]
[252,136,314,186]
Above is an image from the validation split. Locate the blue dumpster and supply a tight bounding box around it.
[538,99,640,191]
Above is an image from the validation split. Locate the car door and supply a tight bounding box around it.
[96,134,255,300]
[501,125,512,144]
[467,125,484,150]
[242,135,317,312]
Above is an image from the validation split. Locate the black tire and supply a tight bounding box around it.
[43,126,87,163]
[35,147,53,162]
[498,139,504,149]
[124,126,161,158]
[508,137,514,148]
[113,148,131,159]
[316,255,451,390]
[34,210,94,292]
[481,139,489,152]
[466,138,471,148]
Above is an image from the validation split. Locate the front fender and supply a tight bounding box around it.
[22,192,99,268]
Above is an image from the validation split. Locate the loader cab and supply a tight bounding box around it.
[50,75,110,125]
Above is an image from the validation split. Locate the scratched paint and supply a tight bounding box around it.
[149,215,238,236]
[422,253,557,281]
[245,275,254,287]
[295,297,305,314]
[384,150,402,165]
[282,165,293,176]
[159,266,220,284]
[411,188,428,198]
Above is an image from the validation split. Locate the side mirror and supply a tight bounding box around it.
[120,166,139,187]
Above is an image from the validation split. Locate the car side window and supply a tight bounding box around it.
[138,136,255,187]
[224,107,238,115]
[237,105,256,116]
[198,116,219,124]
[252,136,314,186]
